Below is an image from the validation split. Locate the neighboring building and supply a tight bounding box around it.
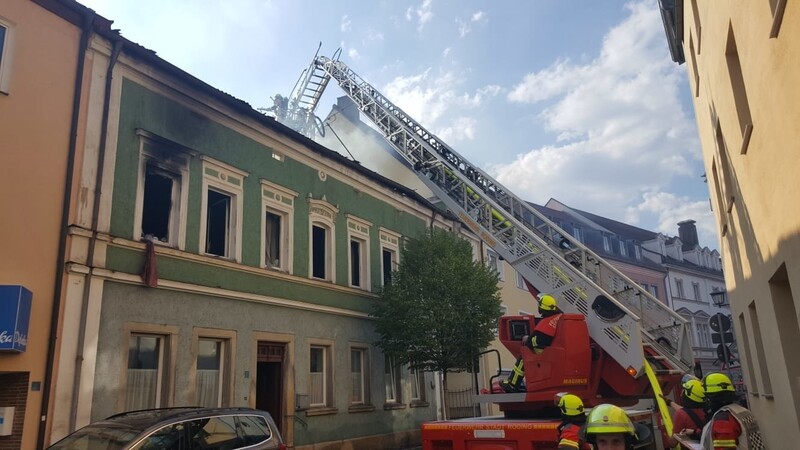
[538,200,731,379]
[661,1,800,446]
[322,96,535,418]
[0,1,89,448]
[539,199,669,307]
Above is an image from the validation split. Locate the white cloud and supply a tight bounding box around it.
[458,10,486,37]
[382,70,497,129]
[363,29,384,45]
[626,192,719,248]
[443,47,451,57]
[406,0,434,32]
[436,117,478,143]
[348,48,360,59]
[340,14,351,32]
[493,1,713,246]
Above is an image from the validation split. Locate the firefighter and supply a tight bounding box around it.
[664,378,708,448]
[583,404,645,450]
[500,294,563,393]
[699,372,763,449]
[556,394,591,450]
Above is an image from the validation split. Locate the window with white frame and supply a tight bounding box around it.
[261,181,296,272]
[347,215,372,290]
[410,368,426,403]
[384,355,402,404]
[0,19,14,94]
[195,338,226,407]
[379,228,400,287]
[602,235,611,253]
[200,158,246,261]
[350,347,369,405]
[309,199,338,281]
[692,282,702,301]
[134,134,190,248]
[515,270,526,290]
[572,225,583,243]
[676,279,685,298]
[649,285,658,299]
[634,245,642,260]
[487,250,504,281]
[696,320,711,348]
[126,334,170,410]
[309,345,331,407]
[619,240,628,257]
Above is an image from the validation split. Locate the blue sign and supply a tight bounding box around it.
[0,285,32,352]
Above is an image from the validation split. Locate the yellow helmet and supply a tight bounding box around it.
[682,379,705,403]
[538,294,558,311]
[585,404,636,436]
[704,372,735,394]
[558,394,585,417]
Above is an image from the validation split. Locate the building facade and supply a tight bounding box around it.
[0,1,88,448]
[48,25,449,450]
[0,2,463,448]
[661,1,800,446]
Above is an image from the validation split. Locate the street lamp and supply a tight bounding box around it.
[710,290,728,307]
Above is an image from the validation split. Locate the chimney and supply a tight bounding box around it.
[677,220,699,250]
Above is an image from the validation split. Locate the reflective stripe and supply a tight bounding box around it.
[558,438,579,448]
[712,439,737,448]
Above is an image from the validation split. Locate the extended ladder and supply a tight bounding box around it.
[291,54,694,377]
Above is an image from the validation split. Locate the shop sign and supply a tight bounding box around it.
[0,285,32,352]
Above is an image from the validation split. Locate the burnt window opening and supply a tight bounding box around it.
[265,211,282,268]
[206,189,231,257]
[382,248,394,286]
[350,239,362,287]
[312,225,327,279]
[142,165,177,242]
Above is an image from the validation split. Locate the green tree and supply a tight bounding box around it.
[371,228,502,418]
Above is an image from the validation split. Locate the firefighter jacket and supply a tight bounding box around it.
[700,404,765,450]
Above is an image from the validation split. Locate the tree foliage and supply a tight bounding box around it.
[371,228,502,374]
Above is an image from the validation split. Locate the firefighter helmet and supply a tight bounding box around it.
[585,404,636,436]
[538,294,558,311]
[558,394,585,417]
[703,372,735,394]
[682,379,705,403]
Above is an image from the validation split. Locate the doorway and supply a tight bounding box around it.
[256,342,285,434]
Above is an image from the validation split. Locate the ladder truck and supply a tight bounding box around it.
[273,51,694,449]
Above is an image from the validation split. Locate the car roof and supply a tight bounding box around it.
[98,407,274,431]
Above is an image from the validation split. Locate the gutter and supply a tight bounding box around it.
[37,8,95,450]
[67,34,124,433]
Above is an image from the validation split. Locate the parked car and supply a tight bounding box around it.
[48,407,286,450]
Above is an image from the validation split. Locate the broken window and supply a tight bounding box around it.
[142,164,179,243]
[206,189,231,257]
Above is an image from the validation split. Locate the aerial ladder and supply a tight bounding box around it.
[273,52,694,442]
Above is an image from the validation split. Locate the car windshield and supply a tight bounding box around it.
[48,424,140,450]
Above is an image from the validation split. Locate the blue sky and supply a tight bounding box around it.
[79,0,719,249]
